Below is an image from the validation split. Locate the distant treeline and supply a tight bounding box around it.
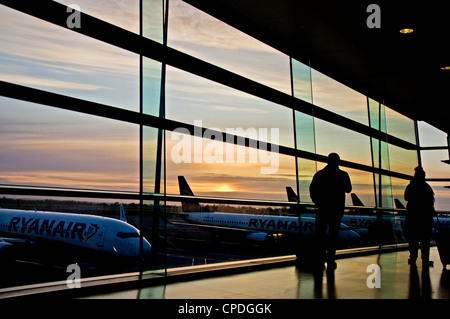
[0,197,290,217]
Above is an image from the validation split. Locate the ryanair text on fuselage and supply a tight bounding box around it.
[7,216,98,242]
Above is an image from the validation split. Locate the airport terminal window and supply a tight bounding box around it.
[54,0,140,34]
[0,97,140,192]
[165,66,295,148]
[374,173,394,208]
[142,0,165,43]
[165,202,299,268]
[296,158,317,203]
[421,149,449,179]
[384,107,416,145]
[418,121,448,147]
[314,118,373,166]
[429,182,450,212]
[0,196,147,289]
[0,5,140,112]
[294,111,316,153]
[291,58,313,104]
[2,0,449,293]
[167,0,291,95]
[165,132,296,201]
[143,126,164,194]
[143,57,163,117]
[311,68,369,126]
[388,144,418,176]
[415,122,450,212]
[347,168,376,207]
[390,177,409,209]
[416,122,449,211]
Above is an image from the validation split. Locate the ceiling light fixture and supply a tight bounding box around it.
[441,66,450,71]
[399,28,414,34]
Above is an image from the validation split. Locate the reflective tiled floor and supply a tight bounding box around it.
[85,247,450,299]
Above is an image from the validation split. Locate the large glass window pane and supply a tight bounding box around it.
[294,111,317,204]
[143,126,163,194]
[347,168,376,207]
[385,106,416,144]
[168,0,291,94]
[418,121,448,147]
[55,0,140,33]
[311,69,369,125]
[417,122,449,213]
[368,98,386,133]
[373,174,394,208]
[429,182,450,212]
[166,66,294,148]
[314,119,372,166]
[143,58,163,117]
[0,196,147,289]
[421,150,450,179]
[142,0,165,43]
[295,112,316,153]
[0,5,139,111]
[297,158,317,203]
[291,58,312,103]
[388,144,418,176]
[0,97,139,192]
[391,177,410,209]
[315,163,375,207]
[166,132,296,201]
[164,201,297,268]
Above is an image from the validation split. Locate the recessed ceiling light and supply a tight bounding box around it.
[399,28,414,34]
[441,66,450,71]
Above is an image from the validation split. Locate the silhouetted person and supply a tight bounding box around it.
[404,166,436,267]
[309,153,352,270]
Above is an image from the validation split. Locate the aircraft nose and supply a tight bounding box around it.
[142,238,152,256]
[338,229,360,241]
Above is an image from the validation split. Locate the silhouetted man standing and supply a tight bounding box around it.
[404,166,436,267]
[310,153,352,270]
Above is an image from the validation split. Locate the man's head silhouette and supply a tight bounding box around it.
[414,166,426,181]
[327,153,340,169]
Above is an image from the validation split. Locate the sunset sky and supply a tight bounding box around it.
[0,1,448,210]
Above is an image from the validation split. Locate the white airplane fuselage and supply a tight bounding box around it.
[0,208,151,259]
[180,212,360,242]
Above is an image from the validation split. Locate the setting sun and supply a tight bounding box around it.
[214,184,235,192]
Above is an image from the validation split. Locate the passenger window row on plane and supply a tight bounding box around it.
[209,219,246,225]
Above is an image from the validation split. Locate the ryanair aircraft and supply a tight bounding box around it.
[177,176,360,243]
[345,193,450,233]
[0,205,151,260]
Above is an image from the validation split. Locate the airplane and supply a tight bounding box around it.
[0,204,152,261]
[176,176,360,244]
[285,187,372,236]
[347,193,450,232]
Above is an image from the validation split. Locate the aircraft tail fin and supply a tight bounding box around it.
[178,176,195,196]
[351,193,364,206]
[119,204,127,222]
[178,176,202,212]
[286,187,299,202]
[394,198,406,209]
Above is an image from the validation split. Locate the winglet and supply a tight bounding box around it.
[120,204,127,222]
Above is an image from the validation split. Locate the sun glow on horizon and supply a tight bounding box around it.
[213,184,235,193]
